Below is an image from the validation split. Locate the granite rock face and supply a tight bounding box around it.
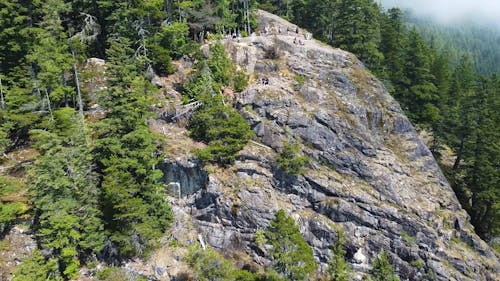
[161,10,499,281]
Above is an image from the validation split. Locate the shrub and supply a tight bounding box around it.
[293,75,307,84]
[148,44,176,75]
[276,143,309,176]
[189,102,253,165]
[370,251,400,281]
[234,70,249,92]
[187,246,238,281]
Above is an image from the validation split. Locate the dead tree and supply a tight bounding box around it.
[0,77,5,110]
[70,13,100,118]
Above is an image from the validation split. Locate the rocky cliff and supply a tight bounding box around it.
[155,10,499,281]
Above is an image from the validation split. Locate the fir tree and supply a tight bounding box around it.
[29,109,104,279]
[264,210,316,281]
[402,29,439,126]
[93,37,172,259]
[331,0,383,68]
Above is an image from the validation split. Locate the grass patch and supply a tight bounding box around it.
[401,231,416,245]
[410,259,424,269]
[450,235,461,244]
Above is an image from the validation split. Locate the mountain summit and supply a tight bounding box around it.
[154,10,499,281]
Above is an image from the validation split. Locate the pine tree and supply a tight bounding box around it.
[378,8,406,93]
[12,251,62,281]
[463,75,500,240]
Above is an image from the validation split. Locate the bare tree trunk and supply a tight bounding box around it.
[72,49,84,118]
[177,0,182,22]
[244,0,251,35]
[62,71,69,107]
[44,88,54,121]
[164,0,172,23]
[0,78,5,110]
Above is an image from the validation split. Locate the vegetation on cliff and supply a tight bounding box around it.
[259,0,499,244]
[0,0,497,279]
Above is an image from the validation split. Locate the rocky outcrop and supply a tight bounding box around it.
[158,159,208,197]
[159,10,499,281]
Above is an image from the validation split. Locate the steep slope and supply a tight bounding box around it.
[157,10,499,281]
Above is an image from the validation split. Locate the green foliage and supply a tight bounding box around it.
[186,43,252,165]
[0,128,8,156]
[234,70,249,92]
[28,112,104,279]
[255,229,267,248]
[408,15,500,75]
[93,37,172,259]
[293,75,307,85]
[207,42,237,87]
[186,244,284,281]
[276,143,308,176]
[401,232,416,245]
[0,177,26,234]
[12,250,62,281]
[370,251,400,281]
[410,259,424,270]
[255,270,287,281]
[148,22,194,75]
[190,100,253,165]
[327,231,351,281]
[0,176,28,234]
[187,245,237,281]
[96,267,146,281]
[264,209,316,280]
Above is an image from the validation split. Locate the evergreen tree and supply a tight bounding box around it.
[27,0,73,109]
[93,37,172,259]
[378,8,406,93]
[327,231,351,281]
[331,0,383,68]
[402,29,439,126]
[29,109,104,279]
[264,210,316,281]
[186,43,252,165]
[12,251,62,281]
[463,76,500,240]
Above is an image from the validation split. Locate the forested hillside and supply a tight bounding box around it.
[0,0,498,280]
[407,16,500,75]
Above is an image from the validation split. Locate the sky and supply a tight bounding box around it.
[379,0,500,27]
